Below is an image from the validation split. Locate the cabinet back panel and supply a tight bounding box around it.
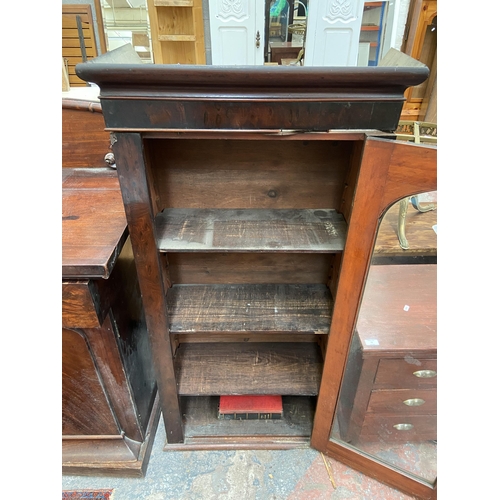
[146,139,353,210]
[157,7,194,35]
[168,252,333,285]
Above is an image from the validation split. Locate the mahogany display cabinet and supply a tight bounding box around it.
[76,61,437,497]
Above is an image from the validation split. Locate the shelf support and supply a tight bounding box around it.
[111,132,184,444]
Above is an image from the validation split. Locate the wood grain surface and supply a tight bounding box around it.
[76,61,436,495]
[356,264,436,355]
[111,133,184,443]
[167,284,333,334]
[155,209,346,252]
[167,252,333,285]
[180,396,315,439]
[174,342,323,396]
[375,202,437,257]
[62,104,111,168]
[147,139,351,211]
[358,414,436,442]
[366,388,436,414]
[62,168,127,279]
[62,280,102,328]
[62,328,120,436]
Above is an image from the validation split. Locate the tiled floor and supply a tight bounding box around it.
[62,414,421,499]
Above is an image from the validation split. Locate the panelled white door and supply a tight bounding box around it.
[208,0,265,65]
[304,0,365,66]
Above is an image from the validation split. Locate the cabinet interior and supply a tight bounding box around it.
[142,136,361,442]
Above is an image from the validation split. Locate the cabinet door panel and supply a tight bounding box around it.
[62,328,120,436]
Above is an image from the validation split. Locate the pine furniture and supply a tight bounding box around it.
[400,0,437,121]
[62,4,98,87]
[147,0,206,65]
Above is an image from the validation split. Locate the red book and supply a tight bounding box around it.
[218,395,283,420]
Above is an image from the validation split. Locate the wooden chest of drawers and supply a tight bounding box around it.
[337,264,437,444]
[62,168,160,477]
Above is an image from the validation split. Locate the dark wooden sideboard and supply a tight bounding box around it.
[62,167,160,477]
[75,61,437,497]
[337,264,437,444]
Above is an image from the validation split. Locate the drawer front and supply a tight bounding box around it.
[62,281,103,329]
[367,389,436,415]
[360,414,436,442]
[374,358,437,390]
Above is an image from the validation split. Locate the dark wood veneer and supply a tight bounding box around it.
[62,168,159,477]
[336,264,436,445]
[62,99,111,169]
[75,61,435,496]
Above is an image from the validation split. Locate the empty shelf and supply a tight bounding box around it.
[167,284,333,335]
[155,208,347,252]
[174,342,323,396]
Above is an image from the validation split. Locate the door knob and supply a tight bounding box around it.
[256,31,261,48]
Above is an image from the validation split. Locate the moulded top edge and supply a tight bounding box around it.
[75,63,429,93]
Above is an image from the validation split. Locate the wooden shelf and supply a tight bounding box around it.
[147,0,205,64]
[174,342,323,396]
[158,34,196,42]
[361,25,380,31]
[173,396,315,447]
[155,209,347,253]
[154,0,193,6]
[167,284,333,335]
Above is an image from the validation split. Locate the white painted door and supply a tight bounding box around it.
[304,0,365,66]
[208,0,265,65]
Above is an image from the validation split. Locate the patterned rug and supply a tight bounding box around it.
[62,490,113,499]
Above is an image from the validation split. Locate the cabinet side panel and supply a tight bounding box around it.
[62,328,120,436]
[108,238,158,434]
[113,132,184,443]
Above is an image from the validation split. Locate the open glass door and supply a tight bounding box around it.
[310,138,437,500]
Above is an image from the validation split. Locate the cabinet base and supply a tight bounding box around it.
[164,435,311,451]
[62,393,161,478]
[163,396,315,451]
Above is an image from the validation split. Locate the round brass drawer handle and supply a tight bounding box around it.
[413,369,437,378]
[393,423,414,431]
[403,398,425,406]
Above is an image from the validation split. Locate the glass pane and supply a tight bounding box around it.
[330,191,437,484]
